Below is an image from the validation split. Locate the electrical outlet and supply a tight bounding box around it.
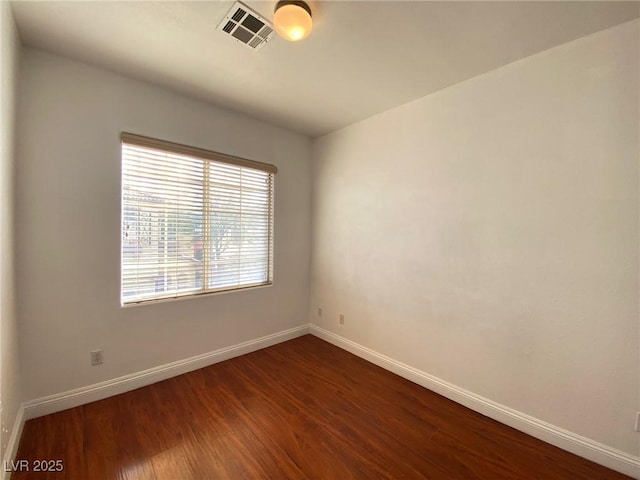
[635,412,640,432]
[339,314,345,325]
[91,349,104,366]
[317,307,322,317]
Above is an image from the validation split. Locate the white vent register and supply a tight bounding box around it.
[217,1,274,51]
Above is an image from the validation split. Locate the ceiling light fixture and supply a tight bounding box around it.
[273,1,313,42]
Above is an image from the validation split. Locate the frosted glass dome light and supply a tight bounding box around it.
[273,1,313,42]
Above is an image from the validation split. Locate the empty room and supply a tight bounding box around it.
[1,0,639,478]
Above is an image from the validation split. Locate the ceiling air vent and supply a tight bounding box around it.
[217,2,274,51]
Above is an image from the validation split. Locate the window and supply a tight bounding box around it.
[121,133,276,305]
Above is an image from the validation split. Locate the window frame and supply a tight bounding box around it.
[120,132,277,306]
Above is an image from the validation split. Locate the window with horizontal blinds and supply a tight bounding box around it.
[121,133,275,305]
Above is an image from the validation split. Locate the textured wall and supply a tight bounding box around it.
[311,20,639,456]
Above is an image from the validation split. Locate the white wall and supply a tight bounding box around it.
[311,19,639,457]
[16,48,311,401]
[0,1,23,461]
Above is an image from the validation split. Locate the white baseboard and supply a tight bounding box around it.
[2,404,25,480]
[309,324,640,479]
[23,324,310,421]
[14,323,640,478]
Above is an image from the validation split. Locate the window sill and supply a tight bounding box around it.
[120,282,273,308]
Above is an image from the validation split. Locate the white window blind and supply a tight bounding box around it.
[121,133,276,305]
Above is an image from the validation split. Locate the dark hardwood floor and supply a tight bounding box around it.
[13,335,631,479]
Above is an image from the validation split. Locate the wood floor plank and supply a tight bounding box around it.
[185,369,308,480]
[82,399,120,480]
[237,351,447,479]
[158,375,248,480]
[12,409,83,480]
[12,335,632,480]
[222,358,399,479]
[279,337,626,479]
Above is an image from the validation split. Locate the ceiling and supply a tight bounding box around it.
[11,1,640,138]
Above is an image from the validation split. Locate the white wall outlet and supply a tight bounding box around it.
[635,412,640,432]
[318,307,322,316]
[91,349,104,366]
[339,314,345,325]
